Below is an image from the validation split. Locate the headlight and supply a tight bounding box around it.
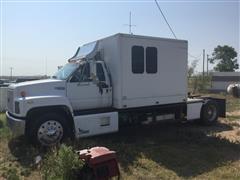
[15,101,20,114]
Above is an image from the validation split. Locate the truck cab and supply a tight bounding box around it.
[6,41,116,146]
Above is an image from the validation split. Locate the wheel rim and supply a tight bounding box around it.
[37,120,63,146]
[206,105,217,122]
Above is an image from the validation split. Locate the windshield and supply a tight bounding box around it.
[53,63,79,80]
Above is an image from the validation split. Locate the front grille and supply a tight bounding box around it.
[7,89,14,112]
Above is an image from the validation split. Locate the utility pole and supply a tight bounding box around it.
[207,54,209,76]
[202,49,205,79]
[10,67,13,80]
[124,11,136,34]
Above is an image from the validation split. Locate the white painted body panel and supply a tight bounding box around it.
[67,82,111,110]
[98,34,188,109]
[7,79,69,117]
[19,96,73,116]
[74,112,118,138]
[8,79,66,100]
[66,61,112,111]
[8,79,65,94]
[187,99,203,120]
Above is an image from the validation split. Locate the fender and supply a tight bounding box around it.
[17,95,74,117]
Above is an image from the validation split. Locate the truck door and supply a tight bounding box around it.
[66,61,112,110]
[96,61,112,108]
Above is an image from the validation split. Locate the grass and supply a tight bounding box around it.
[76,122,240,180]
[42,145,84,180]
[0,114,11,140]
[0,94,239,180]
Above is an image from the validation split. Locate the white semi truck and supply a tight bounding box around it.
[6,33,225,146]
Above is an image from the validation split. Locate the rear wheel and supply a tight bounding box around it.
[28,113,70,146]
[200,100,219,125]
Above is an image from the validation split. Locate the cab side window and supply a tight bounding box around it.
[96,63,106,82]
[82,63,90,82]
[70,63,91,82]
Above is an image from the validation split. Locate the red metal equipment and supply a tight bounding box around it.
[78,147,120,180]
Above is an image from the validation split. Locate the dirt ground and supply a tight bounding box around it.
[217,110,240,144]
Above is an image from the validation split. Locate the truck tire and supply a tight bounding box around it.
[200,100,219,125]
[28,113,70,146]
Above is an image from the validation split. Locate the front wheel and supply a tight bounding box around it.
[28,113,69,146]
[200,100,219,125]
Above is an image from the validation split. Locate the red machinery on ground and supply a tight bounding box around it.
[78,147,120,180]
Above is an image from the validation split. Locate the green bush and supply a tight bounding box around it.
[42,144,84,180]
[3,167,20,180]
[0,114,11,139]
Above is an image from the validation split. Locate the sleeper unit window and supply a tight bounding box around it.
[146,47,157,73]
[132,46,144,74]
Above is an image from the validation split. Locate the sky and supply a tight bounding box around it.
[0,0,239,76]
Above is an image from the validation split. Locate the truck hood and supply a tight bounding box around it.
[9,79,66,97]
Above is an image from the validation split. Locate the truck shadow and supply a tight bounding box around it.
[8,136,46,168]
[73,121,240,178]
[8,120,240,178]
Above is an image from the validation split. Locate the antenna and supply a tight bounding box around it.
[124,11,136,34]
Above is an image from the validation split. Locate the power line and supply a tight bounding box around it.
[154,0,177,39]
[154,0,200,60]
[188,53,201,60]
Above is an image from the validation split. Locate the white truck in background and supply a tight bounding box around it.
[6,33,226,146]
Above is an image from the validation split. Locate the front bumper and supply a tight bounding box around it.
[6,111,25,136]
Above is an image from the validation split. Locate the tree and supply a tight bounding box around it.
[210,45,239,72]
[188,59,198,77]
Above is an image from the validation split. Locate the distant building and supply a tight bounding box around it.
[210,72,240,92]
